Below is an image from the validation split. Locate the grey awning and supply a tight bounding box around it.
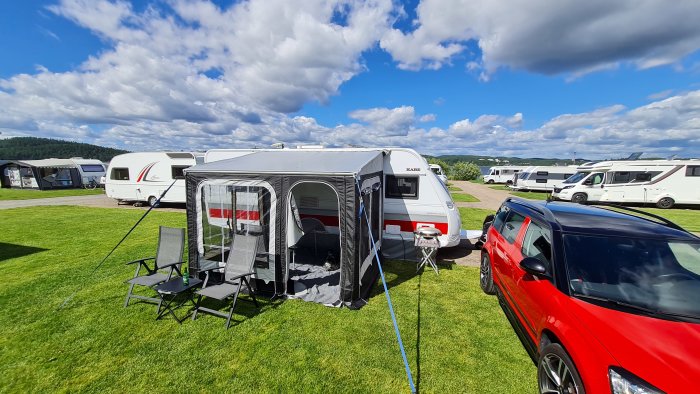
[17,159,77,168]
[186,150,384,176]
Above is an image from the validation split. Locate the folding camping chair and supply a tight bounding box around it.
[192,234,264,329]
[124,226,186,308]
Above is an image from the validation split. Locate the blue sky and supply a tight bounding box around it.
[1,0,699,159]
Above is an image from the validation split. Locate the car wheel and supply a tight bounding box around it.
[148,196,159,208]
[538,343,585,394]
[479,253,496,295]
[487,179,495,184]
[506,180,513,185]
[571,193,587,204]
[656,197,674,209]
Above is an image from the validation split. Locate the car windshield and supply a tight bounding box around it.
[564,234,700,320]
[563,172,588,184]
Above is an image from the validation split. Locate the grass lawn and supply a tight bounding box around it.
[450,192,480,202]
[509,191,550,201]
[0,188,104,200]
[460,207,496,230]
[631,208,700,233]
[0,206,535,393]
[447,185,462,192]
[468,178,484,184]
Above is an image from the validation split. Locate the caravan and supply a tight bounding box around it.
[70,158,106,187]
[105,152,203,206]
[205,147,461,249]
[552,160,700,208]
[482,166,527,184]
[510,166,577,192]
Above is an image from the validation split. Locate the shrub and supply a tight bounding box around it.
[449,161,481,181]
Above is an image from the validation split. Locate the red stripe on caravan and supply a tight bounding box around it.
[208,208,260,221]
[136,162,156,183]
[299,214,339,227]
[383,220,449,234]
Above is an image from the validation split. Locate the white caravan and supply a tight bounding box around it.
[483,166,527,184]
[105,152,203,206]
[205,147,462,248]
[511,166,577,192]
[552,160,700,208]
[429,164,448,184]
[70,158,106,186]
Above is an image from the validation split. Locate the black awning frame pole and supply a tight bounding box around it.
[59,179,178,309]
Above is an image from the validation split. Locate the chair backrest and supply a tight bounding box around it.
[155,226,185,269]
[224,234,261,281]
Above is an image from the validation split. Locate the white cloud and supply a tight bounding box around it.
[419,114,436,122]
[380,0,700,76]
[348,106,415,135]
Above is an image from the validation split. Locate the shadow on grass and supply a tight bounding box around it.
[0,242,48,262]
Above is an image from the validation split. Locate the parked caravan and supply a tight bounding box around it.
[0,159,81,190]
[482,166,527,184]
[105,152,203,206]
[510,165,577,191]
[552,160,700,208]
[429,164,448,184]
[185,150,385,308]
[205,147,461,250]
[70,158,106,187]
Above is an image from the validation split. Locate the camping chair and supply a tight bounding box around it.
[124,226,186,308]
[192,234,263,329]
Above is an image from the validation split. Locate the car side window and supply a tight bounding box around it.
[502,212,526,244]
[521,221,553,267]
[492,206,510,233]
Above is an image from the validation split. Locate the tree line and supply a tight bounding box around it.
[0,137,129,162]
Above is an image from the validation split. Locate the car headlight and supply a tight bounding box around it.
[609,367,663,394]
[562,185,574,190]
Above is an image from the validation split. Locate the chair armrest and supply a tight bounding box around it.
[199,265,225,273]
[158,261,185,270]
[225,271,256,282]
[125,257,156,275]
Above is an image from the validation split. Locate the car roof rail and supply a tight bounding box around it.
[579,201,688,233]
[505,197,547,216]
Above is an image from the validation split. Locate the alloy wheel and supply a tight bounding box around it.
[538,353,581,394]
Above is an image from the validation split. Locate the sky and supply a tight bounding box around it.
[1,0,699,159]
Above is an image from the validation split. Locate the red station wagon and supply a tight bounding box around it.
[480,198,700,394]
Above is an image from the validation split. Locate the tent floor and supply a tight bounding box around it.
[287,248,341,306]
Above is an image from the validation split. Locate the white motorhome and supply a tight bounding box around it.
[482,166,527,184]
[205,147,462,249]
[429,164,448,184]
[70,158,106,186]
[510,166,577,192]
[552,160,700,208]
[105,152,203,206]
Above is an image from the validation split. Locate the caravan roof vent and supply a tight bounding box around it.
[166,152,194,159]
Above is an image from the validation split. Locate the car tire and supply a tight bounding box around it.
[571,193,587,204]
[480,253,496,295]
[148,196,159,208]
[487,179,495,184]
[538,343,585,394]
[656,197,674,209]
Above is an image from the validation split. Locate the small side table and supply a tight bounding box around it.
[155,277,203,323]
[415,227,442,275]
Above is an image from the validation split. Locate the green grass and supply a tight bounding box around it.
[447,185,462,192]
[487,185,550,201]
[459,207,496,230]
[450,192,480,202]
[0,206,535,393]
[488,185,510,191]
[468,178,485,184]
[0,188,103,200]
[631,208,700,233]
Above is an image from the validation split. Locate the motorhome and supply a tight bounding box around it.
[482,166,527,184]
[205,147,461,250]
[105,152,203,206]
[510,165,577,192]
[429,164,448,184]
[552,159,700,208]
[70,158,106,186]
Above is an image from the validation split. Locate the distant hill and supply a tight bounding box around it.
[0,137,129,162]
[433,154,588,166]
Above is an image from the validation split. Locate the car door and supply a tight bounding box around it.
[511,218,555,340]
[488,205,511,282]
[496,210,528,303]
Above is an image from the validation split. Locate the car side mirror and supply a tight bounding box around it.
[520,257,550,278]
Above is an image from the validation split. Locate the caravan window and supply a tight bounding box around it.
[686,166,700,177]
[536,171,549,176]
[385,176,418,199]
[632,173,652,182]
[171,165,189,179]
[535,179,548,183]
[612,172,631,183]
[80,164,104,172]
[110,168,129,180]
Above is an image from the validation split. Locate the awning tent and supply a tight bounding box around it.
[185,150,385,308]
[0,159,81,190]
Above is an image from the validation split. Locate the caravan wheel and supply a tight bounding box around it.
[656,197,674,209]
[148,196,159,208]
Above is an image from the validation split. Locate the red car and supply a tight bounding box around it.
[480,198,700,393]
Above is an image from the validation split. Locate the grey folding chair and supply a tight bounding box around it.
[192,234,263,329]
[124,226,186,307]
